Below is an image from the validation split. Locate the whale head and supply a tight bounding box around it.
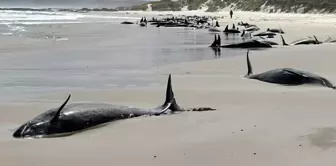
[13,95,71,138]
[13,119,53,138]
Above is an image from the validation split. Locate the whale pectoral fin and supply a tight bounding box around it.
[152,103,172,116]
[282,69,308,78]
[50,94,71,123]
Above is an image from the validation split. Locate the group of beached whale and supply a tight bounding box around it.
[122,15,222,29]
[13,50,336,139]
[13,19,336,140]
[208,22,336,90]
[209,21,336,49]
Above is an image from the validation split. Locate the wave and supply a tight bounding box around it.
[0,10,84,22]
[0,9,140,24]
[0,9,140,40]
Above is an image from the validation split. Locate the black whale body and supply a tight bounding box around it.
[209,35,272,49]
[221,40,272,48]
[244,50,336,89]
[267,28,284,34]
[324,37,336,43]
[121,21,134,25]
[13,75,215,139]
[253,31,277,37]
[223,25,240,34]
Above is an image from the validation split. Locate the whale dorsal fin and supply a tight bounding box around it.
[280,27,284,33]
[210,35,217,47]
[50,94,71,123]
[153,74,182,115]
[246,50,253,77]
[224,25,228,31]
[165,74,174,105]
[214,35,217,45]
[241,30,245,37]
[280,35,288,46]
[217,35,221,46]
[313,35,320,44]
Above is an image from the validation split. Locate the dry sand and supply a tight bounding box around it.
[2,11,336,166]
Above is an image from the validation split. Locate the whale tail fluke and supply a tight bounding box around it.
[280,35,288,46]
[245,50,253,77]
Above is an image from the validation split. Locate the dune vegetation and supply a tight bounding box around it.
[123,0,336,13]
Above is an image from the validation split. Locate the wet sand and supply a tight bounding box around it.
[2,11,336,166]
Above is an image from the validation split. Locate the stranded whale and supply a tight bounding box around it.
[210,35,272,49]
[281,35,322,45]
[13,75,215,139]
[244,50,336,89]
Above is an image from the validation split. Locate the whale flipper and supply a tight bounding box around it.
[50,94,71,123]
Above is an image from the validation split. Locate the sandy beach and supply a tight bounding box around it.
[1,10,336,166]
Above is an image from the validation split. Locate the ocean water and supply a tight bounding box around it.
[0,0,149,8]
[0,10,251,103]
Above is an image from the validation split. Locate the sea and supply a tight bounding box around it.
[0,8,247,103]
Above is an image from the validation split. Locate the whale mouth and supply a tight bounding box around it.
[13,124,30,138]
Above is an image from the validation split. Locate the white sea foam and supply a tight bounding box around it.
[0,32,13,36]
[5,24,26,34]
[0,10,142,26]
[12,21,82,25]
[0,10,83,22]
